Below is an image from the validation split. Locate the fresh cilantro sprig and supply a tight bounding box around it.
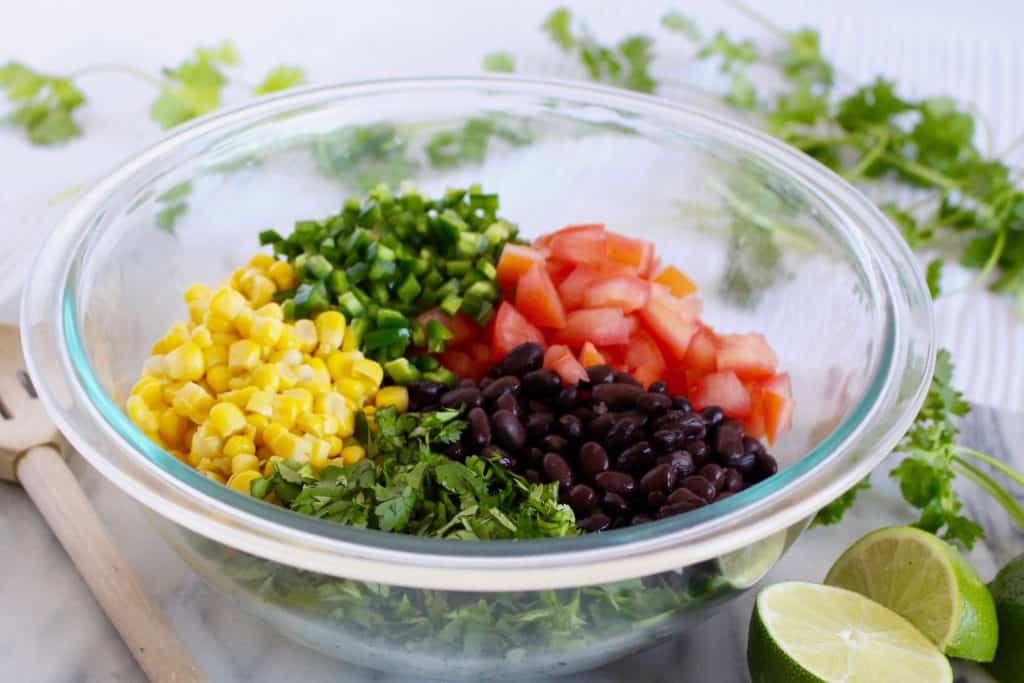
[0,43,306,143]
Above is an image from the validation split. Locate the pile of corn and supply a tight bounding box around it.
[125,254,408,496]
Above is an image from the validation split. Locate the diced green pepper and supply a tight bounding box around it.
[425,319,454,354]
[396,274,421,304]
[363,326,411,351]
[338,291,365,319]
[383,358,421,385]
[328,270,349,296]
[421,367,458,386]
[439,294,463,317]
[304,254,333,280]
[376,308,408,329]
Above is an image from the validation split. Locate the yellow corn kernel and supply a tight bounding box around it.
[188,301,208,324]
[152,322,191,355]
[315,391,346,418]
[351,358,384,388]
[297,413,325,437]
[375,386,409,413]
[235,307,254,337]
[126,395,160,433]
[208,402,247,438]
[293,319,318,353]
[250,363,281,392]
[275,326,301,351]
[184,282,212,304]
[271,395,300,430]
[326,435,344,456]
[326,351,362,383]
[158,409,190,448]
[268,260,296,290]
[204,311,235,334]
[164,342,205,381]
[336,378,370,405]
[341,325,361,352]
[142,355,166,378]
[219,386,258,408]
[228,339,261,371]
[277,364,298,390]
[269,348,303,366]
[306,436,330,470]
[261,422,288,450]
[248,253,276,272]
[205,365,232,394]
[224,434,256,458]
[282,387,313,413]
[269,431,311,461]
[239,270,275,307]
[172,382,213,421]
[341,445,366,466]
[210,286,247,320]
[131,377,166,408]
[204,470,226,485]
[227,470,261,494]
[190,325,213,349]
[250,315,283,347]
[247,412,268,429]
[227,373,254,390]
[230,452,260,475]
[256,302,284,321]
[315,311,347,354]
[203,344,229,369]
[243,389,273,417]
[191,427,223,460]
[262,455,282,474]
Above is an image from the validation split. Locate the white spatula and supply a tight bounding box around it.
[0,324,201,682]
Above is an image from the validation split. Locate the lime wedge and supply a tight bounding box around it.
[824,526,998,662]
[718,529,787,589]
[987,553,1024,682]
[748,582,952,683]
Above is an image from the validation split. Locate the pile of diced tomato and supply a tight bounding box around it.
[419,224,793,444]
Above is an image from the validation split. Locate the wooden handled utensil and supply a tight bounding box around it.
[0,324,201,682]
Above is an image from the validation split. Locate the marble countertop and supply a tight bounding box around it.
[3,406,1020,682]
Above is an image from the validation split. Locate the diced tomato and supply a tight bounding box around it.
[639,296,698,360]
[553,308,631,347]
[548,223,605,238]
[640,255,660,279]
[491,302,545,361]
[743,386,768,440]
[578,341,606,367]
[625,330,666,376]
[762,372,793,400]
[623,314,641,338]
[545,259,576,288]
[716,333,778,380]
[663,367,690,396]
[496,244,545,289]
[598,261,641,277]
[633,366,662,389]
[691,371,752,418]
[544,344,589,385]
[684,326,719,377]
[557,265,602,310]
[762,390,794,445]
[583,275,650,312]
[516,264,567,329]
[606,233,654,273]
[417,309,480,346]
[440,349,483,382]
[652,265,699,298]
[598,345,627,367]
[549,225,608,266]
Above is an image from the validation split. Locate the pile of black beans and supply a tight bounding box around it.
[405,342,779,532]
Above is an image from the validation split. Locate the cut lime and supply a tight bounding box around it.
[748,582,952,682]
[718,530,787,589]
[824,526,998,662]
[986,553,1024,683]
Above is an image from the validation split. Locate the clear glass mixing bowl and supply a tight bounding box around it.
[21,77,934,679]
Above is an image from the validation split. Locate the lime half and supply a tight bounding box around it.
[825,526,998,662]
[987,553,1024,682]
[748,582,952,683]
[718,530,787,589]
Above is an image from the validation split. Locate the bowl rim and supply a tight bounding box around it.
[21,75,935,591]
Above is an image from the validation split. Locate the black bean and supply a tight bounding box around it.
[699,463,726,491]
[755,452,778,479]
[637,392,672,415]
[601,491,631,516]
[671,396,692,412]
[528,400,551,413]
[724,451,756,472]
[492,410,526,450]
[743,435,767,458]
[648,381,668,394]
[467,407,491,449]
[458,378,477,388]
[573,406,596,423]
[714,419,745,464]
[445,442,466,461]
[524,447,545,464]
[564,484,598,511]
[482,375,521,403]
[556,386,579,412]
[632,514,655,525]
[592,383,643,410]
[715,491,734,501]
[487,365,503,378]
[613,372,642,386]
[408,381,446,410]
[500,342,544,376]
[577,513,611,532]
[542,452,573,488]
[559,414,584,442]
[652,429,685,451]
[657,450,696,477]
[683,439,709,466]
[579,442,610,477]
[587,413,615,441]
[481,444,510,464]
[586,365,615,385]
[541,434,569,453]
[678,475,716,502]
[606,417,641,452]
[522,369,562,397]
[647,491,667,508]
[616,441,655,472]
[661,490,706,515]
[525,412,555,439]
[640,463,678,495]
[724,468,744,492]
[523,469,541,484]
[653,411,705,439]
[595,471,636,496]
[495,392,520,416]
[479,376,494,390]
[440,387,483,409]
[700,406,724,427]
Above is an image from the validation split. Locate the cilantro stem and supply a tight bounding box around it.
[67,63,163,88]
[956,446,1024,488]
[879,153,962,194]
[953,458,1024,530]
[997,130,1024,160]
[720,0,785,39]
[973,227,1007,287]
[842,130,889,182]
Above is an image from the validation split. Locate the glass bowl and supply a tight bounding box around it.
[21,76,934,679]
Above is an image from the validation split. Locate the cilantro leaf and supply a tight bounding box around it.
[150,40,239,129]
[926,258,943,298]
[482,52,516,73]
[542,8,575,51]
[660,9,701,41]
[0,62,86,144]
[812,478,871,527]
[254,65,306,95]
